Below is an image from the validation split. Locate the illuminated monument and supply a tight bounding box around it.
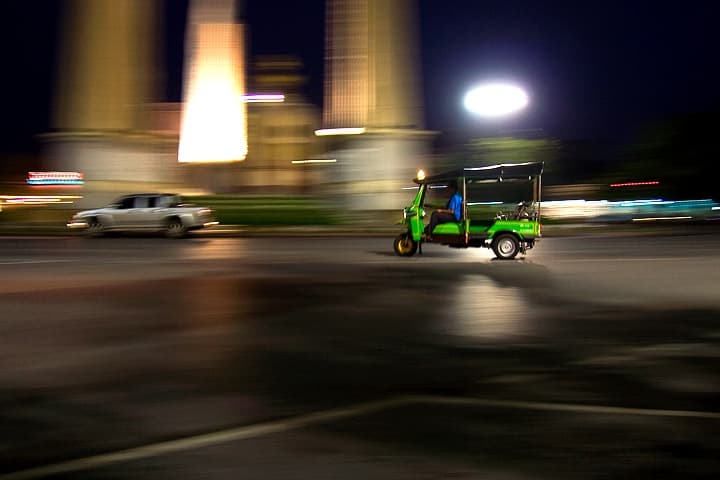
[46,0,248,204]
[321,0,431,209]
[45,0,182,206]
[179,0,247,163]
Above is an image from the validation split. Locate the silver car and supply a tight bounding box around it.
[68,193,218,238]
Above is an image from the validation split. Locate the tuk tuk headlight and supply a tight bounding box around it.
[403,208,417,218]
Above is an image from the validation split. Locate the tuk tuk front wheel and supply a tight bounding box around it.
[393,233,418,257]
[492,233,520,260]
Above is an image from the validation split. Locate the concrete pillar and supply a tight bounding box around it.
[46,0,184,207]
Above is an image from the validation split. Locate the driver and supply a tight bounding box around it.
[424,180,462,240]
[515,201,531,219]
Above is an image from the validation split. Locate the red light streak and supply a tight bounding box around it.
[610,181,660,188]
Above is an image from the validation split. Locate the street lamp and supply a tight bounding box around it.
[463,83,529,117]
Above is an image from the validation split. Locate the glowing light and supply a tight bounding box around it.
[610,181,660,187]
[178,23,247,163]
[538,198,717,220]
[464,84,529,117]
[617,199,665,207]
[416,169,426,181]
[632,216,693,222]
[67,221,88,228]
[0,195,82,206]
[243,94,285,103]
[314,127,365,136]
[291,159,337,164]
[27,171,84,185]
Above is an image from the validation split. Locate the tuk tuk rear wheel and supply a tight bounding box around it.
[393,233,418,256]
[492,234,520,260]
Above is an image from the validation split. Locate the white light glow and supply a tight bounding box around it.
[243,94,285,103]
[0,195,82,206]
[291,159,337,164]
[178,23,247,163]
[632,216,692,222]
[314,127,366,136]
[464,84,529,117]
[416,169,426,181]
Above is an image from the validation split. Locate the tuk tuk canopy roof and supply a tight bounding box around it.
[416,162,544,184]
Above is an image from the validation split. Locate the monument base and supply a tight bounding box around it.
[324,129,434,210]
[42,132,197,207]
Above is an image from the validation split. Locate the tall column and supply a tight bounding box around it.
[46,0,182,207]
[53,0,158,132]
[321,0,432,210]
[323,0,423,130]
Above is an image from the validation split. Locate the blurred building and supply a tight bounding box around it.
[43,0,183,207]
[320,0,433,209]
[42,0,324,202]
[45,0,430,205]
[242,56,323,193]
[147,56,322,194]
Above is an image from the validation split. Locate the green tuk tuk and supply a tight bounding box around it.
[393,161,544,259]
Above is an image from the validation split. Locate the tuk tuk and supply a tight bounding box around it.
[393,161,544,259]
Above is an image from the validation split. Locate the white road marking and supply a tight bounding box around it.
[3,396,719,479]
[406,395,720,420]
[546,257,706,263]
[0,260,70,265]
[0,397,407,480]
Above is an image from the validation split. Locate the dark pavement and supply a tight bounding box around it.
[1,235,719,478]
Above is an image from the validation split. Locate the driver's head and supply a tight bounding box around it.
[447,180,458,192]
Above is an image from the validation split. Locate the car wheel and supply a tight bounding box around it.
[393,233,418,256]
[165,217,188,238]
[492,233,519,259]
[85,217,105,237]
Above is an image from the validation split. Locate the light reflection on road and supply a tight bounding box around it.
[180,238,251,260]
[445,277,530,340]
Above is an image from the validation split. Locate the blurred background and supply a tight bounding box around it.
[0,0,718,226]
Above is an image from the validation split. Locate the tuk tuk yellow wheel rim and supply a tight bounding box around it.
[398,237,413,253]
[393,233,418,256]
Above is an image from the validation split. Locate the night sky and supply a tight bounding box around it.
[1,0,718,152]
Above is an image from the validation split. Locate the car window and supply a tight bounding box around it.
[133,196,149,208]
[117,197,135,209]
[155,196,172,208]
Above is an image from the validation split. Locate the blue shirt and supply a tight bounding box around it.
[447,193,463,221]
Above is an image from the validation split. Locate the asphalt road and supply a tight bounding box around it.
[1,234,719,479]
